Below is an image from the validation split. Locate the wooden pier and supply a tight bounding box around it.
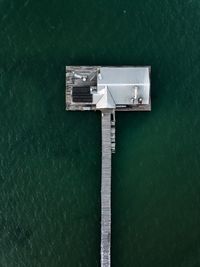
[65,66,151,267]
[101,111,112,267]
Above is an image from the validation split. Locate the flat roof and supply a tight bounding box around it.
[92,67,150,108]
[98,67,150,85]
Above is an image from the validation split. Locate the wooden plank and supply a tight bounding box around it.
[101,112,112,267]
[66,66,98,110]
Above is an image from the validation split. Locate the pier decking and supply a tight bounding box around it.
[101,112,112,266]
[66,66,151,267]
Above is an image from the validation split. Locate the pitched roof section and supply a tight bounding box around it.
[96,86,116,109]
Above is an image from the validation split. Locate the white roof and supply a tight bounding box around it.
[98,67,150,85]
[95,67,150,106]
[96,86,116,109]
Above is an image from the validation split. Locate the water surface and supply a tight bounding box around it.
[0,0,200,266]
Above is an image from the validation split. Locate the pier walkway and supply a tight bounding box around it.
[101,111,112,267]
[66,66,151,267]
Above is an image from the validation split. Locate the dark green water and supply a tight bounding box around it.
[0,0,200,266]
